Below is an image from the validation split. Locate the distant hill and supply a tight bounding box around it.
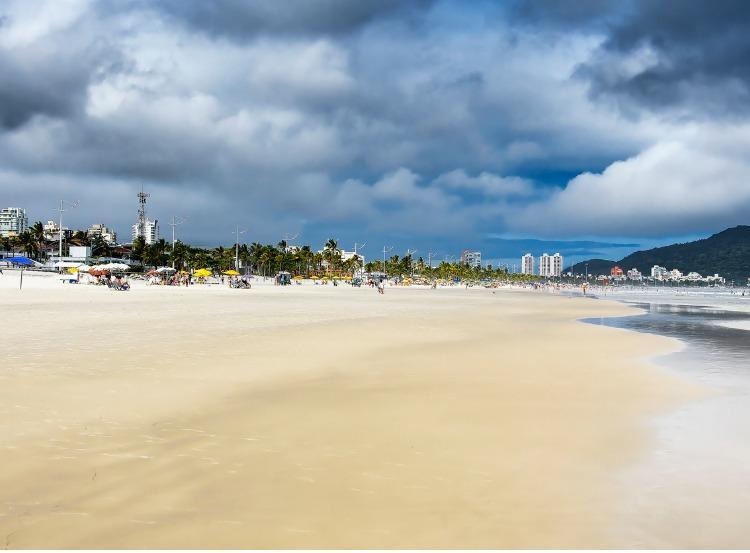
[567,226,750,283]
[566,258,615,276]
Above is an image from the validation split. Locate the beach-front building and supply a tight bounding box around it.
[651,265,668,280]
[131,219,159,245]
[460,249,482,267]
[627,268,643,280]
[88,223,118,244]
[610,266,624,277]
[539,253,563,277]
[0,207,28,237]
[521,253,534,274]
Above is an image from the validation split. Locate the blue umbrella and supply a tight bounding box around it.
[4,256,35,290]
[6,256,34,266]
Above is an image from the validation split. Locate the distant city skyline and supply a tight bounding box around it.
[2,1,749,259]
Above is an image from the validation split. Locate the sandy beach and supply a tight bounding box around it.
[0,273,704,548]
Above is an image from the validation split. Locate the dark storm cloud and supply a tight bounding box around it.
[0,43,107,130]
[0,8,123,130]
[149,0,433,40]
[511,0,750,116]
[508,0,622,29]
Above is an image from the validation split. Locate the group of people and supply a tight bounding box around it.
[367,277,386,294]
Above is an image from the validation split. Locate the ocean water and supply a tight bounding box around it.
[584,302,750,387]
[584,302,750,546]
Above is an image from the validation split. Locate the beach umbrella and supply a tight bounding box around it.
[54,261,82,268]
[6,256,34,266]
[194,268,212,278]
[66,267,79,274]
[99,262,130,271]
[156,266,176,273]
[6,256,34,290]
[223,270,240,276]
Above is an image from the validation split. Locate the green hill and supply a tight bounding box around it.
[568,226,750,283]
[566,258,615,275]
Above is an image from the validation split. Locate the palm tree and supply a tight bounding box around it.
[30,221,46,259]
[18,230,37,258]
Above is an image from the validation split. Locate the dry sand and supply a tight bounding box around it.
[0,273,704,548]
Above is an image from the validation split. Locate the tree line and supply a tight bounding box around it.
[2,221,540,281]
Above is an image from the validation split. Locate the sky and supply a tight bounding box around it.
[2,0,750,267]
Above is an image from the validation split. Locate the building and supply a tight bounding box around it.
[651,265,668,280]
[131,219,159,245]
[627,268,643,280]
[521,253,534,275]
[340,250,365,266]
[0,207,28,237]
[610,266,624,277]
[42,220,73,241]
[460,249,482,268]
[87,224,117,244]
[539,252,563,277]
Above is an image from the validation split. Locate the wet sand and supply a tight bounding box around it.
[0,276,701,548]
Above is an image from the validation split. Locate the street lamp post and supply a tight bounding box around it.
[353,242,366,276]
[169,216,186,268]
[406,248,417,278]
[57,200,78,268]
[382,245,393,276]
[234,225,247,271]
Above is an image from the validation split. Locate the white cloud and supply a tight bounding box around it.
[509,124,750,237]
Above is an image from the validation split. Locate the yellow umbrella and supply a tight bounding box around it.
[223,270,240,276]
[194,268,212,277]
[67,267,79,274]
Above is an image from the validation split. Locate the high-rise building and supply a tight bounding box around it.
[539,252,563,277]
[521,253,534,274]
[131,219,159,245]
[0,207,28,237]
[460,249,482,267]
[87,224,117,244]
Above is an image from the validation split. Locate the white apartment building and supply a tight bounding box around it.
[521,253,534,275]
[539,252,563,277]
[0,207,28,237]
[42,220,73,240]
[626,268,643,280]
[131,219,159,245]
[461,250,482,268]
[87,223,117,244]
[340,250,365,266]
[651,265,668,279]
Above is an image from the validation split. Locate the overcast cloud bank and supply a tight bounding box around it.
[1,0,748,255]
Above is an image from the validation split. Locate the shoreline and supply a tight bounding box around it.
[0,283,706,547]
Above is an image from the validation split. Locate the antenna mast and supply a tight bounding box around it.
[137,185,150,240]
